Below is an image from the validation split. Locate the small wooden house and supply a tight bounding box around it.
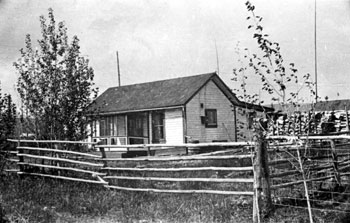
[88,72,272,145]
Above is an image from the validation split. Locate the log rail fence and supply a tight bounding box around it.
[3,136,350,222]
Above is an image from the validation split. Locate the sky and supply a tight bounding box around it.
[1,0,350,106]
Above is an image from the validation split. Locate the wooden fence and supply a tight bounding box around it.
[95,142,254,196]
[2,140,255,196]
[267,135,350,222]
[4,137,350,222]
[3,139,106,185]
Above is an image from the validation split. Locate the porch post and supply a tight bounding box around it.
[125,115,128,144]
[149,111,153,144]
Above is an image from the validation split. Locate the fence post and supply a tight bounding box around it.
[146,145,151,156]
[17,139,24,178]
[346,107,350,131]
[329,139,341,184]
[98,141,107,167]
[253,127,272,223]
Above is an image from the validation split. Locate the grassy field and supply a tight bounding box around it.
[0,174,254,222]
[2,147,350,222]
[2,175,350,223]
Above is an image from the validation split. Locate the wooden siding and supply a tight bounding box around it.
[185,80,236,142]
[165,108,184,144]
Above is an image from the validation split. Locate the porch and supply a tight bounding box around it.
[91,111,166,145]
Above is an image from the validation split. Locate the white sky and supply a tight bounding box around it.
[1,0,350,105]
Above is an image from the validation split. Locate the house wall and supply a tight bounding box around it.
[164,108,184,144]
[185,80,236,142]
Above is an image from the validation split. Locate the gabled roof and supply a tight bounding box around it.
[89,72,244,114]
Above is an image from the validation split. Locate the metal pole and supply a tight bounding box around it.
[116,51,121,87]
[314,0,318,103]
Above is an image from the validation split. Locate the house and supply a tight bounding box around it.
[88,72,272,145]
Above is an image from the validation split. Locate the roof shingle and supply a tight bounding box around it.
[90,72,223,114]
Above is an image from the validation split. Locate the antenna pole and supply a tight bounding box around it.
[314,0,318,103]
[116,51,121,87]
[214,39,220,75]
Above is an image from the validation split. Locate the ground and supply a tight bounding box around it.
[2,174,350,222]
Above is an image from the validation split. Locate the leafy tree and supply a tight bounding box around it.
[233,1,316,111]
[233,3,320,219]
[13,8,98,141]
[233,1,318,140]
[0,86,16,145]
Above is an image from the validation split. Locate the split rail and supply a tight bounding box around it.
[3,139,106,185]
[267,135,350,222]
[2,140,255,197]
[4,136,349,222]
[95,142,254,196]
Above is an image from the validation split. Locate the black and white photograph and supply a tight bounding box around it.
[1,0,350,222]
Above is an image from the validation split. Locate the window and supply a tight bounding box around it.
[205,109,217,128]
[99,115,126,137]
[100,119,106,136]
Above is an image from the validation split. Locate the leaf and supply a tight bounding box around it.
[14,8,98,141]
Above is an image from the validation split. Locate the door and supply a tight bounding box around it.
[127,112,149,144]
[152,111,165,143]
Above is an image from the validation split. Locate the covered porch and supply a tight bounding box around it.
[91,110,166,145]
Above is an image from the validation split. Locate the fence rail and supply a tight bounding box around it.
[2,139,255,198]
[4,136,350,222]
[3,139,106,185]
[267,134,350,222]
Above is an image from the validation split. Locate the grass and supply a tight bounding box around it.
[2,148,350,222]
[0,174,254,223]
[2,175,350,223]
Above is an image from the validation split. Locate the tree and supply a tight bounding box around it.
[233,1,316,111]
[233,2,318,221]
[234,2,319,222]
[13,8,98,141]
[0,86,16,145]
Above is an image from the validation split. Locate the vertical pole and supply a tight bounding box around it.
[98,140,107,168]
[233,106,238,142]
[345,106,350,131]
[17,139,23,172]
[214,39,220,75]
[146,145,151,156]
[253,125,272,222]
[299,113,302,135]
[314,0,318,103]
[253,151,260,223]
[99,147,107,166]
[296,144,314,223]
[329,140,341,184]
[116,51,121,87]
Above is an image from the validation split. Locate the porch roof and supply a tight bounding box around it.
[89,72,244,114]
